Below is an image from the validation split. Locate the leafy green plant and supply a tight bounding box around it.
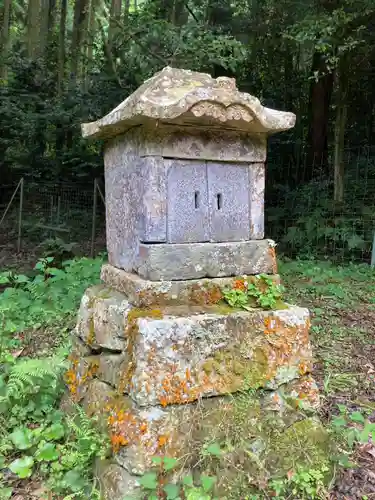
[137,455,217,500]
[0,256,103,339]
[222,274,285,310]
[331,405,375,451]
[269,465,329,499]
[44,407,109,497]
[0,255,106,498]
[38,237,78,267]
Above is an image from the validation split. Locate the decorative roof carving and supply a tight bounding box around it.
[82,66,296,140]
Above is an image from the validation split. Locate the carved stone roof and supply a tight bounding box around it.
[81,66,296,140]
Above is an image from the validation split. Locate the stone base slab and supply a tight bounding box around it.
[135,239,277,281]
[83,377,328,499]
[73,285,312,407]
[100,263,281,308]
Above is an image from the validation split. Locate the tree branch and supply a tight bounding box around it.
[185,2,199,23]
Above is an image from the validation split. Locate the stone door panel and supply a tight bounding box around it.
[207,162,250,242]
[166,159,250,244]
[166,160,210,243]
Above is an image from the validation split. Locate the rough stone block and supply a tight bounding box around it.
[100,263,281,308]
[73,287,312,406]
[65,338,99,402]
[136,239,277,281]
[97,353,128,388]
[125,305,312,406]
[75,285,130,351]
[95,459,141,500]
[81,377,328,489]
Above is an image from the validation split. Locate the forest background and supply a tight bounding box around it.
[1,0,375,260]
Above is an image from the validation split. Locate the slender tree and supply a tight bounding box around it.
[26,0,41,59]
[0,0,12,80]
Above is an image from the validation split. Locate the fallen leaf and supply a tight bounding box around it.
[11,349,24,358]
[365,446,375,458]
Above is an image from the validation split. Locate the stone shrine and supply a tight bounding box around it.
[67,67,329,499]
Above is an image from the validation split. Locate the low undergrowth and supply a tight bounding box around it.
[0,255,374,498]
[0,256,108,499]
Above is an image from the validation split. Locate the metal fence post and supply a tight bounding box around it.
[90,179,98,258]
[0,178,23,227]
[17,178,24,253]
[57,195,61,226]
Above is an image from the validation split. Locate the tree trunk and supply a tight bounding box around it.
[98,17,122,86]
[333,56,349,205]
[305,51,334,181]
[0,0,11,81]
[108,0,122,47]
[26,0,41,59]
[70,0,89,82]
[123,0,130,21]
[57,0,67,94]
[304,0,339,182]
[39,0,50,55]
[47,0,56,48]
[85,0,98,87]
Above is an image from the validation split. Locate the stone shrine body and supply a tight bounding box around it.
[69,67,327,499]
[82,66,296,281]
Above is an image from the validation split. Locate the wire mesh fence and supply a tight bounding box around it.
[0,179,106,268]
[1,147,375,268]
[266,146,375,263]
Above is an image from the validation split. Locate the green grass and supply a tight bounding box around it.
[280,258,375,498]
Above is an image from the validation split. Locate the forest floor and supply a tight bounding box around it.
[281,259,375,499]
[0,254,374,499]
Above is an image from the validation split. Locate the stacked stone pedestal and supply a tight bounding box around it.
[67,262,329,499]
[73,67,330,498]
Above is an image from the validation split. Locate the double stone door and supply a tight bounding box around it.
[166,159,250,244]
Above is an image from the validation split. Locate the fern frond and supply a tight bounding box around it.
[5,352,68,399]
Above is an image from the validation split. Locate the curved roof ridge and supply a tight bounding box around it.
[82,66,296,140]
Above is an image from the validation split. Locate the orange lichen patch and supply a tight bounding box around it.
[64,356,98,402]
[299,362,309,376]
[268,246,278,274]
[64,368,78,398]
[157,435,169,448]
[263,316,283,335]
[233,279,247,291]
[106,406,148,453]
[188,283,223,306]
[140,423,148,434]
[137,289,169,308]
[158,372,198,406]
[295,377,319,402]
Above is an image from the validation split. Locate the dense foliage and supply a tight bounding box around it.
[1,0,374,260]
[0,256,108,498]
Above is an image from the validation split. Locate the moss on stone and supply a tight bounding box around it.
[268,417,331,474]
[87,316,96,346]
[96,287,115,299]
[201,344,271,393]
[273,299,289,310]
[198,396,331,498]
